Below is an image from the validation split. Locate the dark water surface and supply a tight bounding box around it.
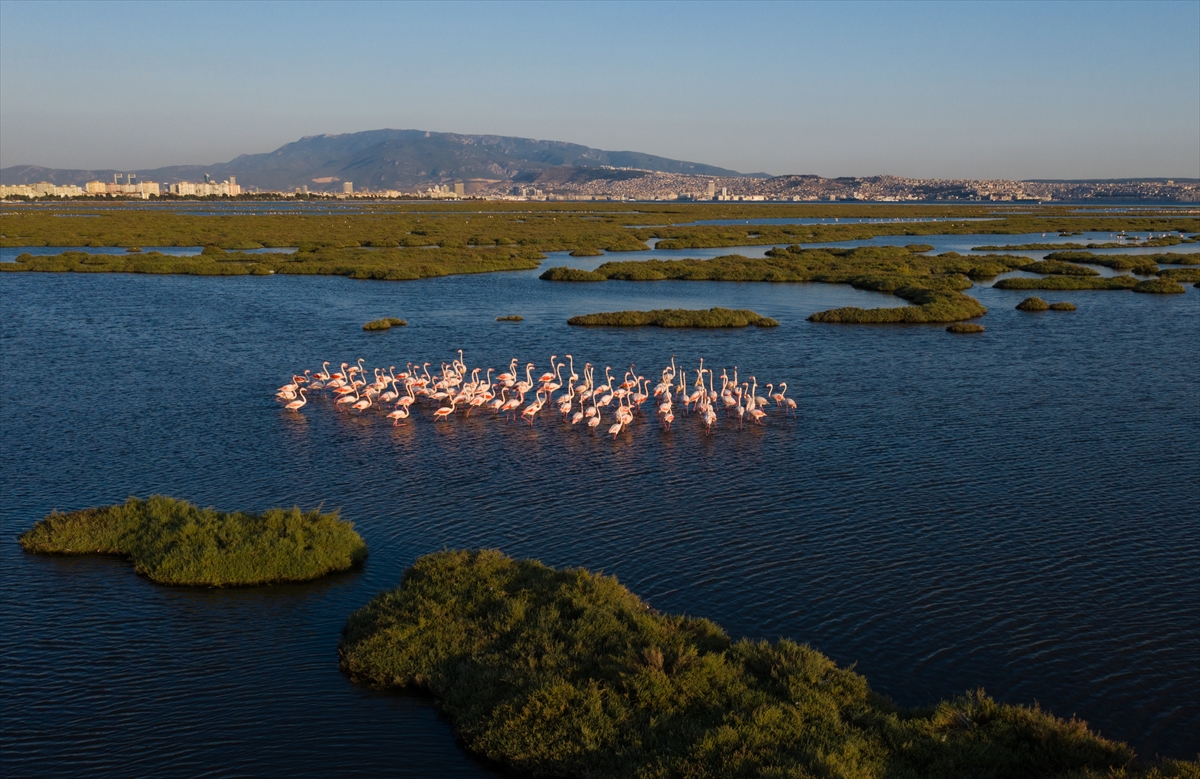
[2,255,1198,776]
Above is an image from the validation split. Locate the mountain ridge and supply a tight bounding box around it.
[0,129,762,191]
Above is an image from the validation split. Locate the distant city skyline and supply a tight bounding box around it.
[1,0,1197,179]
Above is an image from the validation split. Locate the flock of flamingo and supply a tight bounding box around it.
[274,352,795,437]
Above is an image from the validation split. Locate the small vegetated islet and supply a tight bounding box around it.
[363,317,407,331]
[1132,278,1187,294]
[496,315,524,321]
[995,276,1140,291]
[946,323,985,333]
[19,495,367,586]
[538,266,607,282]
[568,308,778,328]
[340,550,1194,779]
[1019,260,1099,277]
[1017,297,1050,311]
[1049,301,1077,311]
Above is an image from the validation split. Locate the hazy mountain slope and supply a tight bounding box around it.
[1,129,751,190]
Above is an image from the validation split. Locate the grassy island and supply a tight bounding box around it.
[1019,260,1099,277]
[946,323,985,334]
[341,550,1194,779]
[539,266,607,281]
[1017,297,1051,311]
[973,236,1187,251]
[496,315,524,321]
[1132,279,1186,294]
[994,276,1139,291]
[544,246,1028,324]
[1049,302,1077,311]
[363,317,406,330]
[1044,253,1159,274]
[568,308,778,328]
[1,245,545,281]
[19,496,367,586]
[569,248,605,257]
[1157,267,1200,282]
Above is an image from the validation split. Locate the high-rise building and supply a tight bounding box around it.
[706,181,716,199]
[454,182,465,197]
[343,181,353,194]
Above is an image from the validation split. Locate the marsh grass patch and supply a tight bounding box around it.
[363,317,407,330]
[19,496,367,586]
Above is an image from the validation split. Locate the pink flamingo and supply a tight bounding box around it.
[284,389,307,413]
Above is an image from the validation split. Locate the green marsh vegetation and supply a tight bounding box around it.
[974,236,1188,251]
[1157,267,1200,282]
[1019,260,1099,277]
[3,203,1194,255]
[496,315,524,321]
[568,308,778,328]
[995,276,1140,291]
[1041,251,1163,274]
[634,214,1197,251]
[1132,279,1186,294]
[1049,302,1077,311]
[363,317,406,331]
[1,246,545,281]
[340,550,1195,779]
[569,248,604,257]
[538,266,607,281]
[1017,297,1051,311]
[19,495,367,586]
[946,323,985,334]
[547,245,1018,324]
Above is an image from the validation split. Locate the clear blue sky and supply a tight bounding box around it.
[1,0,1197,179]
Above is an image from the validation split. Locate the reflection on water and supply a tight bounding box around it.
[1,236,1198,776]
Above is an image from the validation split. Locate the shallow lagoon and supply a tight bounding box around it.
[1,233,1198,776]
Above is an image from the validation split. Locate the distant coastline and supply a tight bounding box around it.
[2,129,1196,203]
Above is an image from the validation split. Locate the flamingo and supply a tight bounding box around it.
[284,389,307,412]
[433,397,458,422]
[520,391,545,426]
[386,405,409,426]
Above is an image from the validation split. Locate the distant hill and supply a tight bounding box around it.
[0,129,757,191]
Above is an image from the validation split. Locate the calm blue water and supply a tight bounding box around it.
[1,243,1198,776]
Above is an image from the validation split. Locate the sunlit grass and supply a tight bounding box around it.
[341,550,1193,779]
[539,266,607,281]
[567,308,778,328]
[995,276,1139,291]
[1020,260,1099,277]
[1132,279,1186,294]
[1017,297,1050,311]
[19,495,367,586]
[363,317,406,330]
